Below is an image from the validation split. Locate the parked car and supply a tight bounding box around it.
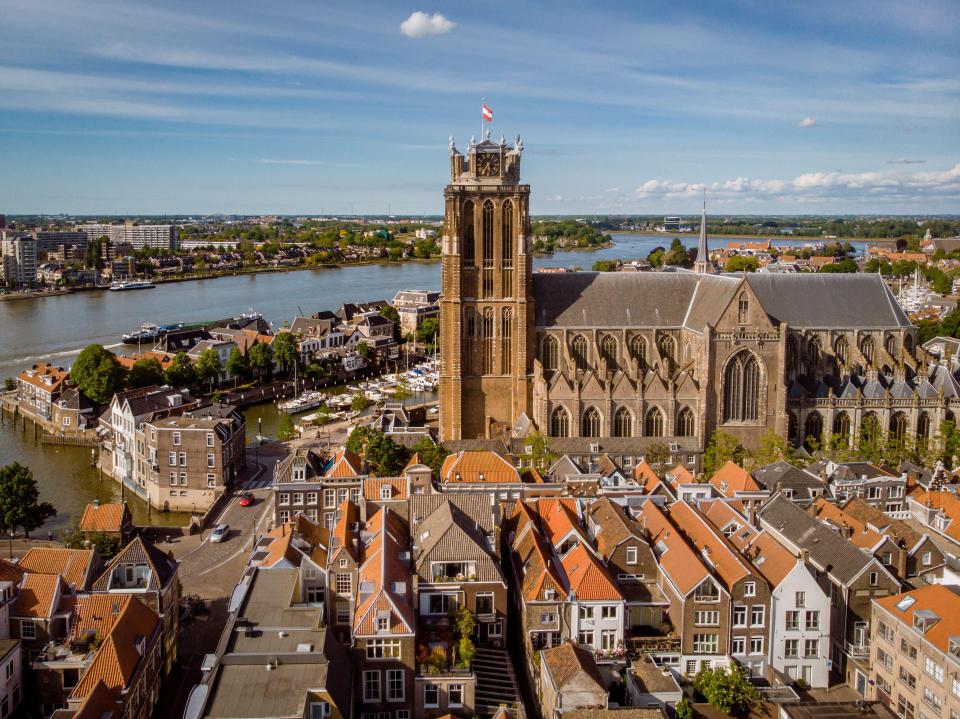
[209,523,230,543]
[238,492,255,507]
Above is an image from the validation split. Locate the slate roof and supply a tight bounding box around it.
[411,496,503,583]
[759,495,876,585]
[752,461,828,504]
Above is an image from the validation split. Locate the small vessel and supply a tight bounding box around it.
[122,323,162,344]
[278,391,327,414]
[109,280,155,291]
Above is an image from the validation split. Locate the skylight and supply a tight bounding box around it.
[896,595,916,612]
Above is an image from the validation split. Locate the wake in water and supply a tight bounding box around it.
[5,342,125,366]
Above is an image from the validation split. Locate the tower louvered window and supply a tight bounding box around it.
[501,200,514,296]
[500,308,513,374]
[481,200,494,298]
[722,351,760,423]
[481,307,494,374]
[462,201,475,266]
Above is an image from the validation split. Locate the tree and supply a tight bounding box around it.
[592,259,618,272]
[644,442,671,470]
[345,426,373,455]
[750,428,798,469]
[364,429,409,476]
[63,528,120,558]
[356,342,373,360]
[693,665,760,715]
[380,305,401,340]
[416,317,439,348]
[675,698,693,719]
[226,348,249,387]
[272,332,300,376]
[351,391,372,412]
[0,462,56,537]
[128,357,163,388]
[248,342,274,381]
[703,430,747,476]
[410,437,449,481]
[726,255,759,272]
[458,636,476,668]
[3,378,14,392]
[163,351,196,388]
[392,378,412,403]
[277,413,297,441]
[523,431,557,471]
[71,344,127,404]
[196,348,222,392]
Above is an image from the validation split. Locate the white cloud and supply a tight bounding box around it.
[797,116,817,127]
[400,12,455,39]
[259,158,322,165]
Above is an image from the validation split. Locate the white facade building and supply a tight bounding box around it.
[1,236,37,287]
[767,558,832,687]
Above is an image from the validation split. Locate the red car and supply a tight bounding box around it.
[238,492,255,507]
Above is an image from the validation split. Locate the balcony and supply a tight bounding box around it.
[846,642,870,658]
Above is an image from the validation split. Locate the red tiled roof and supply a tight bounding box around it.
[561,544,623,601]
[18,548,95,590]
[441,450,521,483]
[708,461,761,497]
[325,449,363,478]
[13,573,62,618]
[17,363,68,393]
[875,584,960,656]
[79,503,130,533]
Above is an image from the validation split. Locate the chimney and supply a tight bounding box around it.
[92,498,100,508]
[799,548,810,564]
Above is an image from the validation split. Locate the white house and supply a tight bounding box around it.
[562,544,625,657]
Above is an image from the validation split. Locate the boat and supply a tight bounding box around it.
[109,280,155,291]
[278,391,327,414]
[122,323,162,344]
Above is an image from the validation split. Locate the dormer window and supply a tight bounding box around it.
[380,486,392,500]
[912,609,940,634]
[544,588,556,600]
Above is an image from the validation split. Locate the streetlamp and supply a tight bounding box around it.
[8,530,14,559]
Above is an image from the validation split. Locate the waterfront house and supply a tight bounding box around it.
[392,290,440,336]
[78,501,133,544]
[16,363,69,422]
[186,338,238,386]
[51,388,98,433]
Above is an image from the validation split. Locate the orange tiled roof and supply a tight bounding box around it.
[353,508,414,636]
[911,491,960,543]
[325,449,363,478]
[665,463,695,488]
[514,527,566,601]
[537,497,585,548]
[73,680,120,719]
[330,500,359,563]
[115,352,175,371]
[13,573,62,618]
[561,543,622,601]
[17,363,68,393]
[810,498,883,550]
[71,594,132,642]
[667,502,752,590]
[708,461,761,497]
[364,477,409,501]
[634,461,659,487]
[508,500,541,550]
[639,502,711,597]
[0,558,26,583]
[260,523,300,568]
[441,450,520,483]
[72,595,161,700]
[79,503,130,533]
[700,500,754,551]
[18,547,95,590]
[875,584,960,656]
[743,532,797,587]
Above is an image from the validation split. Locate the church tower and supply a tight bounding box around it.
[694,189,712,274]
[439,133,534,441]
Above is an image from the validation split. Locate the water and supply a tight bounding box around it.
[0,233,862,531]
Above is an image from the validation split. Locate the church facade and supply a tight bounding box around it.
[439,136,956,468]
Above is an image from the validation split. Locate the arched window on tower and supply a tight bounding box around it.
[500,308,513,374]
[481,200,494,297]
[834,412,851,441]
[861,412,880,444]
[860,335,875,364]
[550,406,570,437]
[889,412,907,441]
[542,335,559,371]
[501,199,514,296]
[630,336,647,369]
[481,306,494,374]
[917,412,930,449]
[571,335,589,372]
[462,200,475,266]
[904,334,914,354]
[644,406,665,437]
[600,335,618,371]
[804,412,823,449]
[658,334,676,372]
[676,406,695,437]
[464,307,476,374]
[738,293,749,324]
[835,336,849,366]
[722,351,760,423]
[884,334,897,358]
[787,412,798,445]
[613,407,633,437]
[582,407,602,437]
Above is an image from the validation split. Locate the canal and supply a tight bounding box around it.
[0,233,863,533]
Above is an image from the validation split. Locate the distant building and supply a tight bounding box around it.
[392,290,440,336]
[16,363,70,421]
[1,235,37,287]
[80,222,177,251]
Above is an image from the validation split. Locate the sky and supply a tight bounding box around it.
[0,0,958,215]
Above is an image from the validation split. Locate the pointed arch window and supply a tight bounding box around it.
[859,335,875,364]
[600,334,618,370]
[462,200,475,266]
[613,407,633,437]
[807,336,821,367]
[571,335,589,372]
[630,336,647,369]
[722,351,760,423]
[582,407,602,437]
[501,199,514,296]
[550,406,570,437]
[738,293,749,324]
[787,411,798,445]
[464,307,476,375]
[481,306,495,374]
[481,199,494,297]
[835,336,849,366]
[676,406,695,437]
[658,334,676,369]
[889,412,907,441]
[917,412,930,448]
[833,411,851,440]
[644,406,664,437]
[884,334,897,358]
[904,334,914,353]
[804,412,823,449]
[542,335,559,371]
[860,412,880,444]
[500,308,513,374]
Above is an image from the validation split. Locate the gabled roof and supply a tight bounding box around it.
[79,502,131,533]
[875,584,960,656]
[667,502,752,590]
[441,450,521,483]
[909,491,960,543]
[92,537,177,592]
[541,642,605,692]
[810,498,884,550]
[742,531,801,587]
[324,448,363,478]
[840,498,923,549]
[638,502,711,597]
[71,594,134,642]
[72,680,120,719]
[13,573,62,618]
[354,508,414,636]
[18,547,96,590]
[665,463,695,488]
[634,461,660,488]
[412,496,503,583]
[585,497,647,560]
[708,461,761,497]
[537,497,589,550]
[513,527,567,601]
[561,544,623,602]
[0,558,26,583]
[364,477,409,501]
[329,500,360,563]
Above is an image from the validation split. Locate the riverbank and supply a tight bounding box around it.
[0,288,73,301]
[615,230,868,243]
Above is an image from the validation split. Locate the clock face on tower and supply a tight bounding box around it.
[476,154,501,177]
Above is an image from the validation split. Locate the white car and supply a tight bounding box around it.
[209,523,230,543]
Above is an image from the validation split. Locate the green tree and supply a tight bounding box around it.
[592,259,619,272]
[351,391,372,412]
[63,528,120,559]
[248,342,274,381]
[644,442,671,471]
[703,430,747,476]
[356,342,373,360]
[163,351,196,388]
[196,348,222,392]
[272,332,300,376]
[364,429,409,476]
[3,378,15,392]
[0,462,56,537]
[380,305,401,339]
[392,378,411,403]
[71,344,127,404]
[726,255,759,272]
[277,413,297,441]
[675,697,693,719]
[750,428,798,468]
[458,637,476,668]
[128,357,163,388]
[523,430,557,471]
[409,437,449,481]
[345,426,373,455]
[416,317,440,348]
[693,665,760,715]
[226,348,249,387]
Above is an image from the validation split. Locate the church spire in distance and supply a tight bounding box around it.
[694,187,712,274]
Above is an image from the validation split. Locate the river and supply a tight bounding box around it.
[0,232,863,533]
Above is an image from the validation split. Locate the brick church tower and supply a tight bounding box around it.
[439,133,534,440]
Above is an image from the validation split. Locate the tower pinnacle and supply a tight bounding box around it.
[694,188,712,274]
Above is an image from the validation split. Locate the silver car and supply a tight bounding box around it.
[209,523,230,543]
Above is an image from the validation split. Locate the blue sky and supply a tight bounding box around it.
[0,0,958,215]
